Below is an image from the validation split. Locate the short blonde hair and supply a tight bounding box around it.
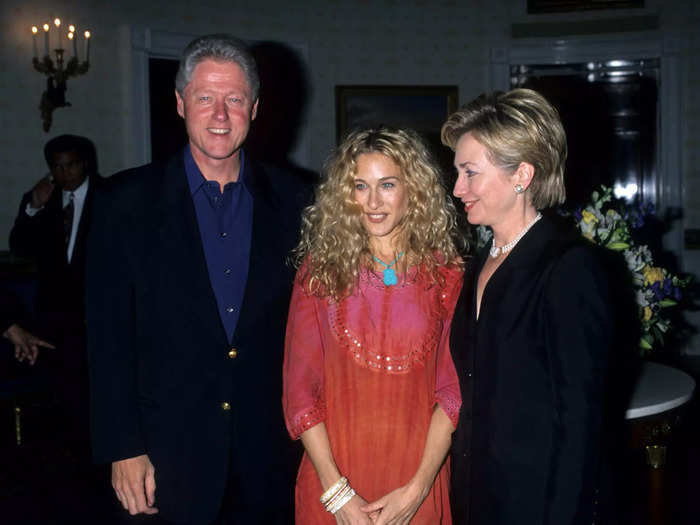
[441,88,567,209]
[294,126,461,300]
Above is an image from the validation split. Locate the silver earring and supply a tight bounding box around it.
[514,184,524,194]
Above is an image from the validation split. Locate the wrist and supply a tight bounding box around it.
[407,475,430,501]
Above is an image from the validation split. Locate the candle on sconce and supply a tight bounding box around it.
[54,18,62,50]
[68,32,76,58]
[84,31,91,63]
[43,23,49,56]
[32,26,38,59]
[68,25,77,58]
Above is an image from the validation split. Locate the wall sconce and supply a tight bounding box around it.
[31,18,92,132]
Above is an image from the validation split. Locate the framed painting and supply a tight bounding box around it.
[527,0,643,13]
[336,85,458,142]
[335,85,458,172]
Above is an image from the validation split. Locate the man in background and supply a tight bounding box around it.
[9,134,101,454]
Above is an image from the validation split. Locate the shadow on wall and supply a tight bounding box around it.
[246,41,318,186]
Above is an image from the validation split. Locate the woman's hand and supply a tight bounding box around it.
[334,494,375,525]
[360,480,428,525]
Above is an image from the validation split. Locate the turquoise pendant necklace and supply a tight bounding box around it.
[372,252,404,286]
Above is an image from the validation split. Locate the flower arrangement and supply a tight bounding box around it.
[573,186,689,353]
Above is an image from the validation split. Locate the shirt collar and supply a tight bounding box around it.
[62,176,89,201]
[184,145,247,195]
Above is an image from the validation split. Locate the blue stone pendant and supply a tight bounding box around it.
[383,268,398,286]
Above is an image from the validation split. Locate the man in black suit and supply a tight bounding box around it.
[87,34,308,525]
[9,134,100,449]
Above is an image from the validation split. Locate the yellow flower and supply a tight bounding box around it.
[581,209,598,225]
[643,266,664,286]
[643,306,653,321]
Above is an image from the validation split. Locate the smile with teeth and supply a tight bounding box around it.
[463,200,477,211]
[366,213,388,223]
[208,128,230,135]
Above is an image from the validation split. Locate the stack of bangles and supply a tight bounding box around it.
[320,476,356,514]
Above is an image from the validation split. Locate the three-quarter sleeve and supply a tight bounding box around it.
[434,267,463,428]
[282,276,327,440]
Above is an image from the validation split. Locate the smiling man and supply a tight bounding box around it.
[87,35,308,525]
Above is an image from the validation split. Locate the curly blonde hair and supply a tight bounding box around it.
[294,126,462,300]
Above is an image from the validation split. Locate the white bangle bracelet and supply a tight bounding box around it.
[329,487,356,514]
[320,476,348,504]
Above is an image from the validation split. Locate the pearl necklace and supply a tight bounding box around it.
[489,212,542,258]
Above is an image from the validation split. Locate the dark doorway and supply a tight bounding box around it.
[512,60,658,211]
[149,58,188,162]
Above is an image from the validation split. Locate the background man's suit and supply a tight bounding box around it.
[10,177,98,335]
[87,153,309,524]
[10,173,100,448]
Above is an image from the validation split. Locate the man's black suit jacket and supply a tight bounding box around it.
[450,216,621,525]
[10,177,99,339]
[86,153,309,524]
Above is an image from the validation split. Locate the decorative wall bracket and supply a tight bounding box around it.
[31,19,91,131]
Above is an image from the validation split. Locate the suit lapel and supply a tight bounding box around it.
[155,155,229,346]
[475,218,556,324]
[233,161,282,341]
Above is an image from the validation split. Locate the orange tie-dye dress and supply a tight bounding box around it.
[283,265,462,524]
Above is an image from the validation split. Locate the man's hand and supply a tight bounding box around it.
[30,175,55,209]
[112,454,158,515]
[3,324,54,365]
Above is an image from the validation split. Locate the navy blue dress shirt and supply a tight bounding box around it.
[184,146,253,343]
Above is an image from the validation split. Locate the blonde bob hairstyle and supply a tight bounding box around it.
[441,88,567,210]
[294,126,461,301]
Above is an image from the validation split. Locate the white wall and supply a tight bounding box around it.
[2,0,699,347]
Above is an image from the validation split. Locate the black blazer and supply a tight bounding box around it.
[10,177,100,336]
[86,154,309,524]
[450,216,615,525]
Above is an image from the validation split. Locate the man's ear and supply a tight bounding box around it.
[251,99,259,121]
[513,161,535,191]
[175,90,185,119]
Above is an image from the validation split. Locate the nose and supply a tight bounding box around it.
[213,99,228,121]
[453,172,467,198]
[368,187,382,209]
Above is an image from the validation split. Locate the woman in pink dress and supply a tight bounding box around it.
[283,126,463,524]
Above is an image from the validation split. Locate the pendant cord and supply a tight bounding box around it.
[372,252,404,269]
[371,252,404,286]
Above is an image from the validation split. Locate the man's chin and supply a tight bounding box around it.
[192,145,240,163]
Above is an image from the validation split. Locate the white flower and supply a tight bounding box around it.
[636,289,649,308]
